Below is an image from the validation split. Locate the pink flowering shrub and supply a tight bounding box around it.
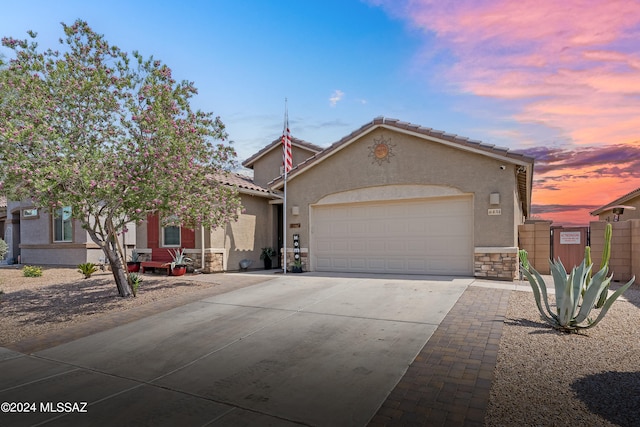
[0,20,241,296]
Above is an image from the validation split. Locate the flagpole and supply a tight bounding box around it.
[283,98,288,275]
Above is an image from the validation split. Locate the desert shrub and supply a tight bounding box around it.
[0,238,8,260]
[128,273,143,297]
[23,265,43,277]
[77,262,99,279]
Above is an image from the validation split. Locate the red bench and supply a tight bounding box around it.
[140,261,171,275]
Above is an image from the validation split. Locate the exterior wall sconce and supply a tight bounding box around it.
[291,206,300,216]
[489,193,500,205]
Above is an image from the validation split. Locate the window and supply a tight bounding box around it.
[22,208,38,219]
[53,206,73,242]
[163,225,181,247]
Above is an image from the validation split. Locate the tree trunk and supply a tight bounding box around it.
[87,227,132,297]
[104,242,132,297]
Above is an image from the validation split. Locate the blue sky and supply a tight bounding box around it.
[0,0,510,159]
[3,0,640,225]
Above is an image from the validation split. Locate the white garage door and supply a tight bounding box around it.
[311,197,473,275]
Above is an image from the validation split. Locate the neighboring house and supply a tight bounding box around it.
[5,117,535,280]
[1,200,126,265]
[590,187,640,222]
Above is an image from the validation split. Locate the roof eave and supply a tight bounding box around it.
[242,138,323,169]
[590,188,640,216]
[270,119,535,190]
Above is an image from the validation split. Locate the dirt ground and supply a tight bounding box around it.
[0,265,221,347]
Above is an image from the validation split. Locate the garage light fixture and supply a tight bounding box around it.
[490,193,500,205]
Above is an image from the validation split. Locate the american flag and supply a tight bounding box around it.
[282,111,292,175]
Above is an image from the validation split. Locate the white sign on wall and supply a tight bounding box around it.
[488,209,502,216]
[560,231,581,244]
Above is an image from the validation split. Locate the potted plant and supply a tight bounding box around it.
[168,248,192,276]
[127,250,141,273]
[260,247,276,270]
[290,259,303,273]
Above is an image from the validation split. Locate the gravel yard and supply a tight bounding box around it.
[485,284,640,427]
[0,266,225,346]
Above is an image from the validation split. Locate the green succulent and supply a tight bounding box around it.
[22,265,43,277]
[522,259,633,333]
[77,262,99,279]
[128,273,143,297]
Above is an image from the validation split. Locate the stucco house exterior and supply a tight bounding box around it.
[2,117,535,280]
[270,117,534,279]
[1,200,135,265]
[591,187,640,222]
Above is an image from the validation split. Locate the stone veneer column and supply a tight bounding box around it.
[474,247,518,280]
[281,248,309,271]
[203,252,224,273]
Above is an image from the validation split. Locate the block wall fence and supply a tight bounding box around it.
[518,219,640,284]
[517,221,551,274]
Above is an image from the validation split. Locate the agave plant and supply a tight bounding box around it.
[169,248,192,269]
[522,259,633,332]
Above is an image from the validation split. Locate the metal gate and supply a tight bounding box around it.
[551,226,589,270]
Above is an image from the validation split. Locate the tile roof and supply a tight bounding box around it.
[590,186,640,215]
[216,172,274,197]
[268,117,535,216]
[242,136,324,168]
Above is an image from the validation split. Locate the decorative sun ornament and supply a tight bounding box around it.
[368,135,395,165]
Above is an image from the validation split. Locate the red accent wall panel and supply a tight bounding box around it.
[147,214,160,248]
[182,227,196,249]
[146,213,195,257]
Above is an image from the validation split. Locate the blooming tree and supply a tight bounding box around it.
[0,21,241,296]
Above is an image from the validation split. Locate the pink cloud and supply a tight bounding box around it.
[372,0,640,145]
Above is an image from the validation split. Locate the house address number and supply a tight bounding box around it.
[488,209,502,216]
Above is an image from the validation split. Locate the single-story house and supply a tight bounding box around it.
[1,200,134,265]
[2,117,535,280]
[268,117,534,279]
[590,187,640,222]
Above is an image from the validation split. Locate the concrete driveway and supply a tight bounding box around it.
[0,273,472,426]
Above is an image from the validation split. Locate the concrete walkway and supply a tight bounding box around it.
[0,272,531,426]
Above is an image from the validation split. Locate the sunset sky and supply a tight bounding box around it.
[2,0,640,226]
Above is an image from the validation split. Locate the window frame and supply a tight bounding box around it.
[22,208,39,219]
[161,225,181,247]
[52,206,73,243]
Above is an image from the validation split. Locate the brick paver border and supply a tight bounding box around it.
[369,286,511,426]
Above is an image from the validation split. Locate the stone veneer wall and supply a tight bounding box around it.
[281,248,309,271]
[191,252,224,273]
[474,247,518,280]
[136,249,224,273]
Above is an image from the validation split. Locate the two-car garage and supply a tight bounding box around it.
[311,196,473,275]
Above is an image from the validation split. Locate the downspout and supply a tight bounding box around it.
[200,224,205,270]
